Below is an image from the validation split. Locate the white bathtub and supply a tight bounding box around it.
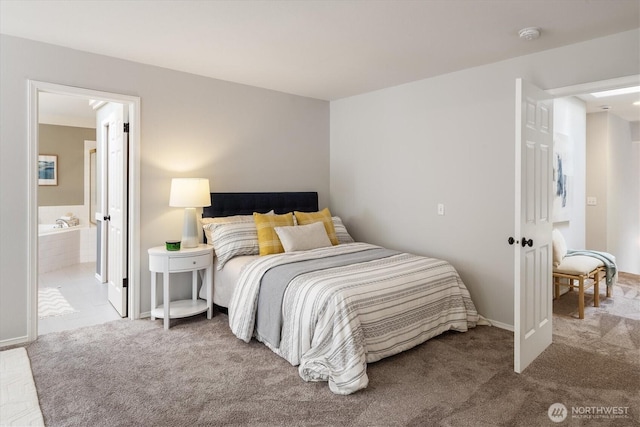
[39,223,74,234]
[38,224,96,274]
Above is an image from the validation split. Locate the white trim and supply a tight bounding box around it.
[96,115,109,283]
[84,140,96,227]
[0,335,30,348]
[547,75,640,97]
[513,78,523,372]
[27,82,39,342]
[485,318,514,332]
[27,80,141,342]
[128,101,141,320]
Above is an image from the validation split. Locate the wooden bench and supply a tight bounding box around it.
[553,255,608,319]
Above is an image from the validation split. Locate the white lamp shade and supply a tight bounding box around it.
[169,178,211,208]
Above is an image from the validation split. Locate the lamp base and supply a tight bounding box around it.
[181,207,200,248]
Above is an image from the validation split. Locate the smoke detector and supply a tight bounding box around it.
[519,27,541,41]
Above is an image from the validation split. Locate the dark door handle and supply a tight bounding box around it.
[104,215,111,221]
[508,237,516,245]
[521,238,533,247]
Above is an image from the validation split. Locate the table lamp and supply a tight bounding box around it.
[169,178,211,248]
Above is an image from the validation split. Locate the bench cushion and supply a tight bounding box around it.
[554,255,604,276]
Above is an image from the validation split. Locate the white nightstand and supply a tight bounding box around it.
[148,244,214,330]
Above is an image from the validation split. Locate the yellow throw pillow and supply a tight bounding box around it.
[254,212,294,255]
[294,208,338,245]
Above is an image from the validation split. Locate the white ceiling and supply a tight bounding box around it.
[3,0,639,121]
[38,93,97,128]
[578,91,640,123]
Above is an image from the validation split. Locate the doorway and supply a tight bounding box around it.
[549,76,640,273]
[37,94,123,333]
[548,77,640,314]
[514,74,640,372]
[27,81,141,341]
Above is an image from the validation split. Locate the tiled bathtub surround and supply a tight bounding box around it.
[38,205,89,226]
[38,226,96,274]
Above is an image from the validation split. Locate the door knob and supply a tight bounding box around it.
[521,237,533,247]
[508,237,516,245]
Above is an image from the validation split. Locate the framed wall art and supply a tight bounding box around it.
[552,133,572,223]
[38,154,58,186]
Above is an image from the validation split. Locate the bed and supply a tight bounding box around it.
[201,192,480,395]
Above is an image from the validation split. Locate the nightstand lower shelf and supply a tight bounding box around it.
[150,299,209,319]
[149,244,214,330]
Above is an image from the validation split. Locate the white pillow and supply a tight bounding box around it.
[552,229,567,267]
[274,222,332,253]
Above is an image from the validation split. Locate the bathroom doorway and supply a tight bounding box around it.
[36,93,121,334]
[28,81,141,340]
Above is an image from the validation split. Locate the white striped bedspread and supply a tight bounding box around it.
[228,242,480,395]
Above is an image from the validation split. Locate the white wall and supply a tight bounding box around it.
[553,96,587,249]
[631,122,640,142]
[586,112,640,274]
[586,113,609,250]
[608,113,640,274]
[587,112,640,274]
[330,29,640,327]
[0,35,329,344]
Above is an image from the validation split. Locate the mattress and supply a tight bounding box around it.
[199,255,258,307]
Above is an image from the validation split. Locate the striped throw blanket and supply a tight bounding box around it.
[565,249,617,286]
[228,242,479,395]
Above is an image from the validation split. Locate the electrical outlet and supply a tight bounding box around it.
[586,196,597,206]
[437,203,445,216]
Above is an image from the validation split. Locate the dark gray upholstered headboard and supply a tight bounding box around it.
[202,192,318,218]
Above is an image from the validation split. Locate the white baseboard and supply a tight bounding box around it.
[0,335,30,349]
[484,318,514,332]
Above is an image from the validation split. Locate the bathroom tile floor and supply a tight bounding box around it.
[38,262,121,335]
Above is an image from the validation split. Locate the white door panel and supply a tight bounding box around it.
[514,79,553,373]
[102,103,128,317]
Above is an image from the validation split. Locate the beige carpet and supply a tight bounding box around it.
[553,272,640,368]
[22,282,639,427]
[553,272,640,320]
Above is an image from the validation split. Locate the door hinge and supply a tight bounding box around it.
[123,278,129,288]
[123,123,130,133]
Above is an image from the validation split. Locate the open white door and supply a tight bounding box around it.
[102,103,128,317]
[514,79,553,373]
